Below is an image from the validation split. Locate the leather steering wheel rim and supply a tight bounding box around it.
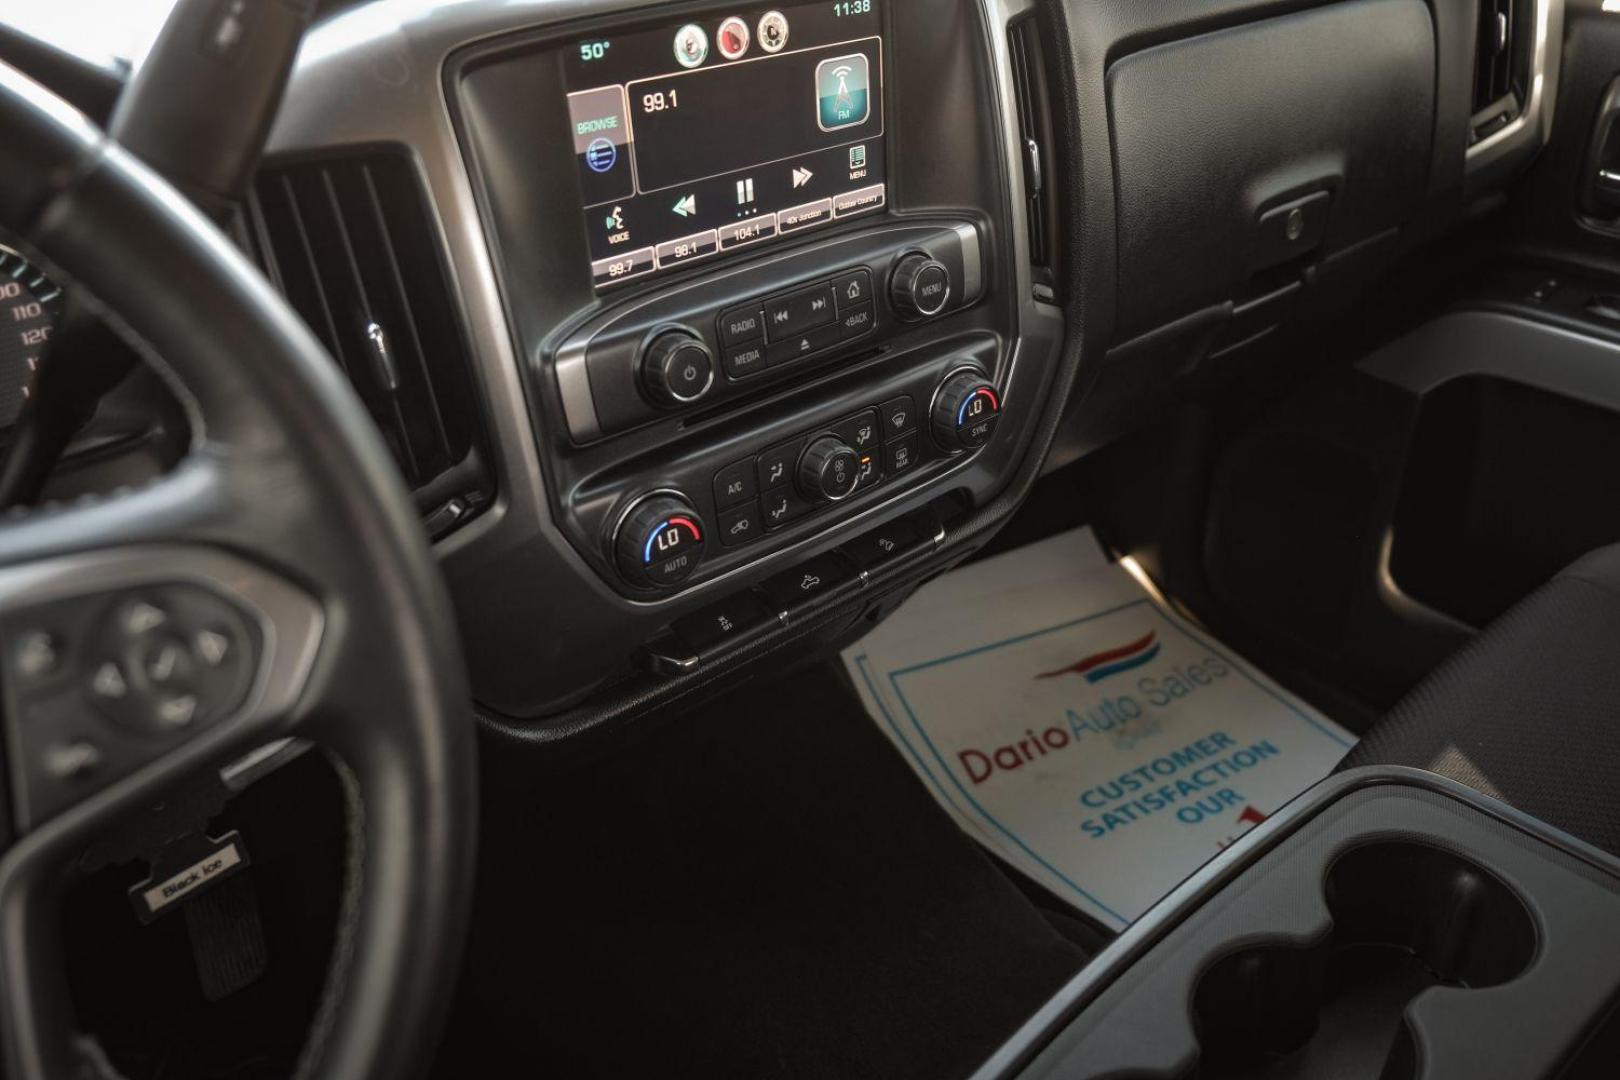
[0,61,476,1080]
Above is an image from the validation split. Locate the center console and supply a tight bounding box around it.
[980,768,1620,1080]
[255,0,1065,719]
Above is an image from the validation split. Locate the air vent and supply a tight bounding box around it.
[1471,0,1529,141]
[1008,12,1062,302]
[248,152,490,537]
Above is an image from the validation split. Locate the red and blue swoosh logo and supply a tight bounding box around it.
[1037,631,1161,684]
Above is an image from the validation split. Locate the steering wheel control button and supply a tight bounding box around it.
[640,330,714,407]
[1,580,266,829]
[714,460,758,509]
[759,554,858,614]
[196,629,231,666]
[881,395,916,438]
[673,590,776,655]
[615,495,706,588]
[758,438,807,491]
[92,661,130,700]
[932,371,1002,452]
[799,437,862,503]
[156,695,200,730]
[43,741,104,782]
[718,501,764,548]
[890,253,952,320]
[14,631,62,683]
[122,600,168,635]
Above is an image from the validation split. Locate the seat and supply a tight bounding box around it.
[1338,544,1620,856]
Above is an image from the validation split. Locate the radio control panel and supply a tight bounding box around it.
[553,223,982,442]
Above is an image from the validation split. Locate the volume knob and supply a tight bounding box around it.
[640,331,714,407]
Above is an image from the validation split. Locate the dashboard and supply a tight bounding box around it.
[0,0,1561,733]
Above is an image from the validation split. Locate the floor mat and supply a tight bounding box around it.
[844,528,1357,930]
[434,663,1087,1080]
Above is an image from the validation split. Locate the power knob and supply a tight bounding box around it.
[931,370,1002,452]
[798,436,862,503]
[614,494,706,588]
[889,253,952,320]
[640,330,714,407]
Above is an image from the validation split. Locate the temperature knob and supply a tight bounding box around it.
[614,494,707,588]
[931,370,1002,452]
[641,330,714,407]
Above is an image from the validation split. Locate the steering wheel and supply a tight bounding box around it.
[0,57,476,1080]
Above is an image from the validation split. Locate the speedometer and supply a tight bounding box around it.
[0,244,62,428]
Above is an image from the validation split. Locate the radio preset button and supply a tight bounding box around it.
[778,198,833,233]
[591,246,655,288]
[655,229,718,269]
[719,213,778,249]
[833,184,887,218]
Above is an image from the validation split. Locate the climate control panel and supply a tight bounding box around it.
[607,365,1001,592]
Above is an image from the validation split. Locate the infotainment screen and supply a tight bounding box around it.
[562,2,886,289]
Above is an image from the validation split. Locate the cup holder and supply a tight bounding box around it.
[1189,841,1536,1079]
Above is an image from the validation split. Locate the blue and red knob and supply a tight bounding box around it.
[614,494,707,588]
[931,370,1002,452]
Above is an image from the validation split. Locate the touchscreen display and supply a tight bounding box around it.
[563,2,886,289]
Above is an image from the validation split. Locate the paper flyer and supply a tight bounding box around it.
[843,528,1356,929]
